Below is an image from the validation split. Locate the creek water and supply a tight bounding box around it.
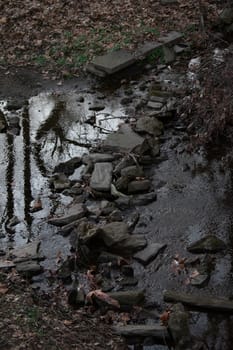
[1,68,233,349]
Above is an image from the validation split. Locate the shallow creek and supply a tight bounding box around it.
[1,68,233,349]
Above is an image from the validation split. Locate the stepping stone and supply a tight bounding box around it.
[92,49,136,74]
[90,162,113,192]
[10,241,43,262]
[134,243,167,265]
[113,324,169,341]
[136,41,162,57]
[102,124,150,154]
[86,63,107,77]
[82,153,114,164]
[48,203,86,226]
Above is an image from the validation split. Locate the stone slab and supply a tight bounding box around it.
[136,41,162,57]
[48,204,86,226]
[90,162,113,192]
[92,49,136,74]
[134,243,167,265]
[10,241,42,262]
[82,153,114,164]
[102,124,148,154]
[158,31,183,45]
[86,63,107,77]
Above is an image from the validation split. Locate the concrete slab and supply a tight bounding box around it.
[86,63,107,77]
[136,41,162,57]
[159,31,183,45]
[92,49,136,74]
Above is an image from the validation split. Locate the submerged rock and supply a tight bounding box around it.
[16,260,43,278]
[187,235,226,254]
[168,303,192,350]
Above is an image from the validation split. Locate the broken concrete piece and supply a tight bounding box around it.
[90,162,113,192]
[92,49,136,74]
[103,123,150,154]
[48,203,86,226]
[134,243,167,265]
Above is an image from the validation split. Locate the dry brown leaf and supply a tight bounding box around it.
[0,283,9,294]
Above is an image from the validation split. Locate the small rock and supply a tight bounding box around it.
[121,165,144,178]
[108,209,123,222]
[98,222,129,247]
[115,175,129,192]
[107,290,145,307]
[128,180,151,194]
[134,243,167,265]
[187,235,226,254]
[68,287,85,306]
[127,212,140,231]
[10,241,43,262]
[131,192,157,206]
[16,260,43,277]
[163,46,176,64]
[52,173,71,191]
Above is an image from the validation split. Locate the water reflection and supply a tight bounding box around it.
[0,90,127,244]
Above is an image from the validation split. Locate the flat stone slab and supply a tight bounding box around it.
[158,31,183,45]
[48,203,86,226]
[90,162,113,192]
[0,260,16,269]
[98,221,129,247]
[135,116,163,136]
[187,235,226,254]
[164,290,233,313]
[92,49,136,74]
[16,260,43,277]
[134,243,167,265]
[86,63,107,77]
[136,41,162,57]
[102,124,149,154]
[10,241,43,262]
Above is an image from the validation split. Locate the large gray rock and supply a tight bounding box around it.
[102,124,150,154]
[117,235,147,253]
[90,162,113,192]
[187,235,226,254]
[134,243,167,265]
[135,116,163,136]
[98,222,129,247]
[92,49,136,74]
[48,203,86,226]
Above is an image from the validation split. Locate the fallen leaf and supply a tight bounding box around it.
[160,310,171,326]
